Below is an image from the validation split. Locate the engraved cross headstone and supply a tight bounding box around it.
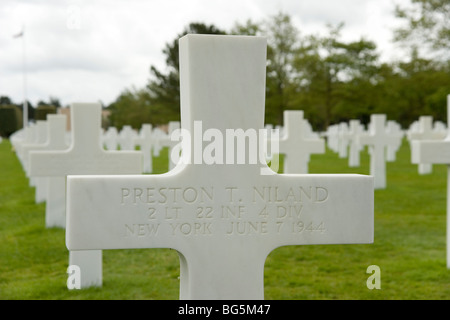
[412,95,450,268]
[30,102,143,288]
[66,35,373,299]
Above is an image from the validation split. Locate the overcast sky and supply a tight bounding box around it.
[0,0,411,108]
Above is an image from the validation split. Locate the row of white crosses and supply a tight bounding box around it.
[9,106,184,289]
[10,35,450,299]
[326,120,366,167]
[27,103,143,288]
[11,118,73,205]
[325,116,404,189]
[65,34,374,299]
[327,114,449,179]
[5,36,448,301]
[101,121,181,173]
[10,106,145,288]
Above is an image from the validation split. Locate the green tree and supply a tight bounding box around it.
[394,0,450,59]
[230,19,261,36]
[264,12,301,126]
[293,24,381,129]
[108,88,153,129]
[232,13,303,126]
[37,96,61,108]
[373,50,450,127]
[0,96,13,105]
[34,105,56,121]
[0,105,22,137]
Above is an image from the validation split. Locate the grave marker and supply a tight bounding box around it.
[347,120,364,168]
[29,114,69,228]
[15,123,35,167]
[412,94,450,268]
[118,125,137,151]
[385,120,404,162]
[103,127,119,150]
[325,124,339,153]
[22,120,48,203]
[410,116,442,174]
[359,114,401,189]
[66,35,373,299]
[29,102,143,288]
[338,122,350,159]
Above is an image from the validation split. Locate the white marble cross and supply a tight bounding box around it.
[103,127,119,150]
[29,114,69,228]
[325,124,339,153]
[337,122,350,159]
[359,114,400,189]
[410,116,442,174]
[385,120,404,163]
[22,120,48,203]
[15,123,36,168]
[347,120,364,168]
[412,95,450,268]
[274,110,325,174]
[29,102,143,288]
[66,35,373,299]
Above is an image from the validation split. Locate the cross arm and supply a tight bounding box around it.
[29,149,142,176]
[66,170,374,253]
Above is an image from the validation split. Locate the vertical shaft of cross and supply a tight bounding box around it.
[179,248,266,299]
[179,34,267,173]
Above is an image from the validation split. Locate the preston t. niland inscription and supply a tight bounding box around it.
[120,185,329,237]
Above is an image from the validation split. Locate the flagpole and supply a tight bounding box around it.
[22,24,28,128]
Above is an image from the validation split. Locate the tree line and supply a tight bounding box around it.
[2,0,448,136]
[109,1,450,131]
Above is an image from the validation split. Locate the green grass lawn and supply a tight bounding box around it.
[0,138,448,299]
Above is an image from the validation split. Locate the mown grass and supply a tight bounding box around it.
[0,138,448,300]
